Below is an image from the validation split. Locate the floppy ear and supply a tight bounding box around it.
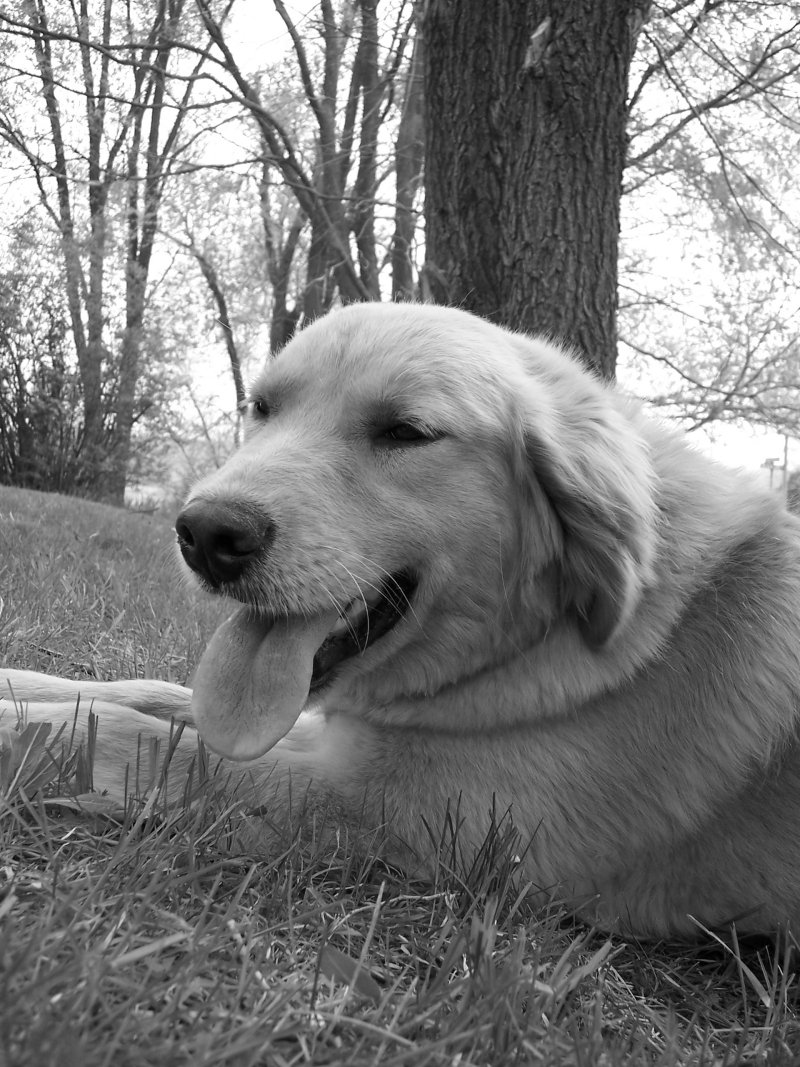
[513,339,658,648]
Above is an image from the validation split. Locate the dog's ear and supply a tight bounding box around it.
[514,340,657,648]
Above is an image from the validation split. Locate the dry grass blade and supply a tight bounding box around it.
[0,720,56,799]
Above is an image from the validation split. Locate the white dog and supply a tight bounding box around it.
[4,302,800,938]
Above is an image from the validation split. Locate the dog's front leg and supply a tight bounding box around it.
[0,668,193,720]
[0,669,348,854]
[0,668,200,801]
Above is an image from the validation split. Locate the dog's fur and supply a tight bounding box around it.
[4,302,800,938]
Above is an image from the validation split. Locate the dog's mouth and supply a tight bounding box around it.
[310,570,417,690]
[190,570,418,761]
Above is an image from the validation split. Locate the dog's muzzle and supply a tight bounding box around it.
[176,497,417,689]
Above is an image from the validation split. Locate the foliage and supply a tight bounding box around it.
[621,0,800,433]
[2,484,800,1065]
[0,220,210,502]
[0,0,231,502]
[191,0,417,346]
[0,226,86,493]
[163,166,275,416]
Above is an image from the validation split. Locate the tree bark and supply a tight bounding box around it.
[423,0,644,377]
[392,31,425,302]
[351,0,382,301]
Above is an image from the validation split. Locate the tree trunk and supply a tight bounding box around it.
[268,214,304,353]
[351,0,382,301]
[423,0,643,377]
[392,32,425,302]
[190,242,247,446]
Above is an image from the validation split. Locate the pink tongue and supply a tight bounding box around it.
[191,606,338,760]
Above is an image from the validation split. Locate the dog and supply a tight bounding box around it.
[3,302,800,938]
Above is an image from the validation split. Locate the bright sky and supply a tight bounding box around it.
[229,0,318,56]
[693,421,795,483]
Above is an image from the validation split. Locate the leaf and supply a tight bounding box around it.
[317,945,383,1004]
[44,793,126,821]
[0,721,56,797]
[690,917,773,1009]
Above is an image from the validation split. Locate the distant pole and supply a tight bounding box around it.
[763,457,779,489]
[783,433,789,495]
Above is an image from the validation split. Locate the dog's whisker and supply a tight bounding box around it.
[337,563,373,651]
[318,564,365,645]
[336,553,424,631]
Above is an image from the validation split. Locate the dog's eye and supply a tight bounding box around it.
[250,397,271,419]
[378,422,437,447]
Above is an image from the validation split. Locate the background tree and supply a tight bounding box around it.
[423,0,644,376]
[0,0,220,501]
[391,28,424,302]
[423,0,800,393]
[194,0,415,346]
[620,0,800,437]
[0,222,80,491]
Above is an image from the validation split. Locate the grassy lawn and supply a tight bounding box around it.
[1,484,799,1066]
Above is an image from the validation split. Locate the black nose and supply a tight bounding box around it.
[175,499,274,587]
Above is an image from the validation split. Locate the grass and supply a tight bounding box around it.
[2,484,800,1065]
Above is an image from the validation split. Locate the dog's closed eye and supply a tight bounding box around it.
[376,421,440,447]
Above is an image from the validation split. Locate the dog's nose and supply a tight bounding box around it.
[175,499,274,587]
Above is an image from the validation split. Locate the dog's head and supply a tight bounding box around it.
[177,303,657,759]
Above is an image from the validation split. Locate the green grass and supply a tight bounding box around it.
[2,484,800,1065]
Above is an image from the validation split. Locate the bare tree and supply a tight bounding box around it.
[259,159,306,351]
[184,236,247,423]
[0,0,219,501]
[391,28,424,302]
[194,0,415,343]
[620,260,800,435]
[621,0,800,430]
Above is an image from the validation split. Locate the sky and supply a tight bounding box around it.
[691,421,795,485]
[229,0,317,56]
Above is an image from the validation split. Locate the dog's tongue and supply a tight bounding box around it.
[191,606,338,760]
